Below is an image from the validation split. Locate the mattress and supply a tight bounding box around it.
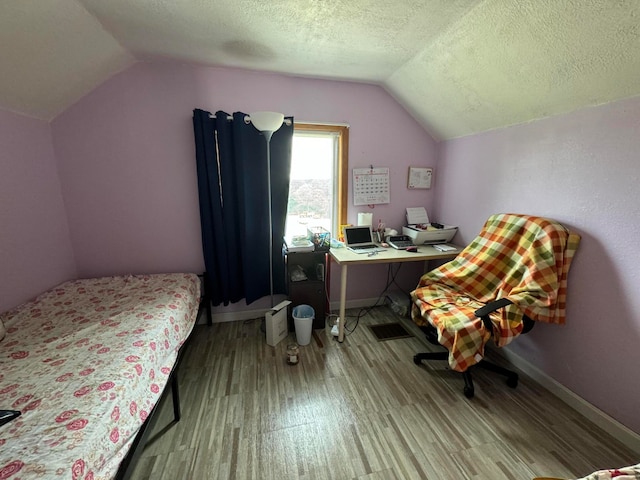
[0,273,201,480]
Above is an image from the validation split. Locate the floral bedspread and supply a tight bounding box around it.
[0,273,200,480]
[574,463,640,479]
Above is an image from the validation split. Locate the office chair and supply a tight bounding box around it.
[411,213,580,398]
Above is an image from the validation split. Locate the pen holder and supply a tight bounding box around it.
[307,227,330,251]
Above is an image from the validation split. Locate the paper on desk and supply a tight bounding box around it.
[406,207,429,225]
[433,244,457,252]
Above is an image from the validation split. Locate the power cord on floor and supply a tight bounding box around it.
[343,262,405,336]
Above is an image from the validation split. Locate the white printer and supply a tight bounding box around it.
[402,207,458,245]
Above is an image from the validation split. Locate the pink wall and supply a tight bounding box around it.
[435,96,640,434]
[5,59,639,436]
[0,109,76,312]
[50,62,438,305]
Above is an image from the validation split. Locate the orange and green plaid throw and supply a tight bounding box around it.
[411,213,580,372]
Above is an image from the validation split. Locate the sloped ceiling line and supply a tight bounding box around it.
[0,0,638,139]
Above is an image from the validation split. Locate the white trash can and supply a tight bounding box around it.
[292,304,314,346]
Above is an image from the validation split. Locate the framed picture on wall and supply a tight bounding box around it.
[407,167,433,189]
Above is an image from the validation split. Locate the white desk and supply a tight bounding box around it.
[329,245,462,342]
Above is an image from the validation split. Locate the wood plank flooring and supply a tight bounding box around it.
[129,306,638,480]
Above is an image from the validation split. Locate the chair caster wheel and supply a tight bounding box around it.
[413,355,422,365]
[463,386,474,399]
[506,376,518,388]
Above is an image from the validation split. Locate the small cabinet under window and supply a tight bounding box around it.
[285,251,327,330]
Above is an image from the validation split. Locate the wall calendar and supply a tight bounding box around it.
[353,167,390,206]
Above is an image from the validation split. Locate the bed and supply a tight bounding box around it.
[0,273,202,480]
[533,463,640,479]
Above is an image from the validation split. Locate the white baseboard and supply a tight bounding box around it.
[199,297,382,325]
[198,297,383,325]
[498,347,640,452]
[329,297,383,312]
[197,306,269,325]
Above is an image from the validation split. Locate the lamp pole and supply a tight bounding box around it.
[248,112,285,309]
[263,130,275,309]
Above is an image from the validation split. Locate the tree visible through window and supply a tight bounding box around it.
[286,123,348,240]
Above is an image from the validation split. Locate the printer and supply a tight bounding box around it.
[402,207,458,245]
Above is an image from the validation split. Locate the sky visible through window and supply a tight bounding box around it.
[285,134,334,239]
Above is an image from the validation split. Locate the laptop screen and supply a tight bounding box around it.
[344,226,373,246]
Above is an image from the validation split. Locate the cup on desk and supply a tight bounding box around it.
[384,228,397,241]
[357,212,373,226]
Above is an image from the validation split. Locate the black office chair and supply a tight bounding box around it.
[411,214,580,398]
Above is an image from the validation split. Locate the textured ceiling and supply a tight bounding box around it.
[0,0,638,139]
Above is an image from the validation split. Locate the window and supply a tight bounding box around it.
[286,123,348,239]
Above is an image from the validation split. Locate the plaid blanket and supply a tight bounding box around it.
[411,213,580,372]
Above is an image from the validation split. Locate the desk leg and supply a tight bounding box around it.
[338,263,347,343]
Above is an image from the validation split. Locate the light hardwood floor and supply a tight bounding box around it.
[130,307,638,480]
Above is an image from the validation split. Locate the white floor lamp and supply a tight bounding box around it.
[248,111,285,308]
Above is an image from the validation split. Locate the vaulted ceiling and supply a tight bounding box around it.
[1,0,639,140]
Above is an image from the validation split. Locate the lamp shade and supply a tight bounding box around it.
[249,111,284,133]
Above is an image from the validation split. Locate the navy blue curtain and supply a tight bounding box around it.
[193,109,293,306]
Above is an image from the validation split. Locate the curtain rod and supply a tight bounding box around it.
[209,113,292,126]
[207,114,347,128]
[210,114,234,120]
[296,121,349,128]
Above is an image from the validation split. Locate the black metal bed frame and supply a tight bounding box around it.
[114,273,212,480]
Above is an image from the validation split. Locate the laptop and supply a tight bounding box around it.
[344,226,382,254]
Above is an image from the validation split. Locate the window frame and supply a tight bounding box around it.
[292,123,349,234]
